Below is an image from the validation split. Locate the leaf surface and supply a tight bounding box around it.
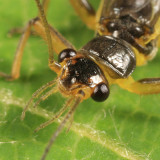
[0,1,160,160]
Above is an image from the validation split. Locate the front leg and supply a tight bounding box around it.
[116,76,160,95]
[69,0,96,30]
[0,16,74,80]
[0,20,32,80]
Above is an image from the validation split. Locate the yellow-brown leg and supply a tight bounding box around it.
[19,0,76,120]
[0,20,32,80]
[33,86,58,108]
[0,0,76,80]
[42,0,50,14]
[96,0,111,21]
[69,0,96,30]
[8,0,50,37]
[34,97,73,132]
[41,96,82,160]
[116,76,160,95]
[96,0,114,35]
[0,17,75,80]
[21,79,56,120]
[40,0,97,30]
[33,18,75,54]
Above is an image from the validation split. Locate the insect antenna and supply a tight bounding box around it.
[35,0,54,63]
[66,112,74,133]
[34,97,73,133]
[41,96,82,160]
[21,79,56,120]
[33,86,58,108]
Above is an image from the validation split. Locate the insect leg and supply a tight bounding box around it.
[33,87,58,108]
[41,0,50,14]
[66,112,74,133]
[0,20,32,80]
[116,76,160,94]
[1,0,75,80]
[21,0,76,119]
[21,79,56,120]
[41,96,82,160]
[34,97,73,132]
[34,0,75,72]
[8,0,50,37]
[69,0,96,30]
[33,18,75,55]
[96,0,111,21]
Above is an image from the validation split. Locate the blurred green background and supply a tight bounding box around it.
[0,0,160,160]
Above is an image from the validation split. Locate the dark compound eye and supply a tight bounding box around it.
[58,48,77,63]
[91,83,110,102]
[129,26,144,38]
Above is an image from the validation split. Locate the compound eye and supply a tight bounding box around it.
[58,48,77,63]
[91,83,110,102]
[129,26,144,38]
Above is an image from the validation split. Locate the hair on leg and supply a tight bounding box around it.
[41,96,82,160]
[34,97,73,132]
[21,79,56,120]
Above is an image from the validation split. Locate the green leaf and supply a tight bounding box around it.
[0,0,160,160]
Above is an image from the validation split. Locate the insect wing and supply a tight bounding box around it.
[99,0,152,19]
[150,0,160,26]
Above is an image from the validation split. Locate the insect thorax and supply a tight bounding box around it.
[81,36,136,79]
